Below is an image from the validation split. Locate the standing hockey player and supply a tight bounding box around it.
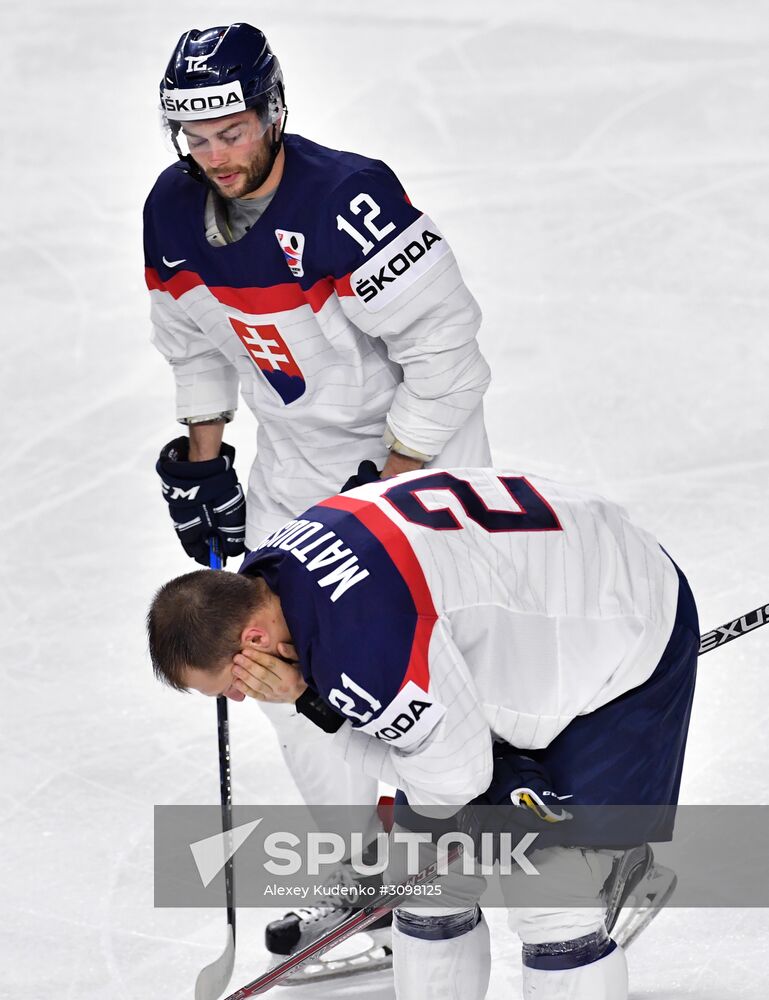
[146,22,491,552]
[148,468,699,999]
[145,22,492,970]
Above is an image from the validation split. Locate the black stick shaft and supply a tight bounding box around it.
[216,695,236,938]
[698,603,769,655]
[210,538,236,944]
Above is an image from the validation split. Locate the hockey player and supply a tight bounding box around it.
[148,468,699,999]
[145,22,492,967]
[146,22,491,552]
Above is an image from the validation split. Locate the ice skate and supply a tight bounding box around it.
[604,844,678,949]
[265,898,393,985]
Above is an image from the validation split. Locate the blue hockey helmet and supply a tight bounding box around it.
[160,23,284,126]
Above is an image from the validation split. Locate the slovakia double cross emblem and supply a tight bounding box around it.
[229,318,306,405]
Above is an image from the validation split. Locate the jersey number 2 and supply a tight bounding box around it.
[384,473,563,533]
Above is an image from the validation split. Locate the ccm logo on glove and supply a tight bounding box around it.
[163,483,201,501]
[156,436,246,566]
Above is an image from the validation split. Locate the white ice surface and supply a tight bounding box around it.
[2,1,769,997]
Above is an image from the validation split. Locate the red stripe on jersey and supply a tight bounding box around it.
[318,494,437,692]
[145,266,203,297]
[304,278,336,312]
[334,273,354,297]
[144,267,338,315]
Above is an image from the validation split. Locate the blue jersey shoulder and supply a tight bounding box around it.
[282,134,390,190]
[240,501,435,726]
[143,162,205,269]
[286,137,422,279]
[266,136,420,280]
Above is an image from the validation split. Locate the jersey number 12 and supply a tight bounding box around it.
[336,192,395,255]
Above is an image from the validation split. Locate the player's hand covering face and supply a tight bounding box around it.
[232,642,307,703]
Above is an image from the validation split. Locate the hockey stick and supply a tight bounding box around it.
[223,845,463,999]
[195,539,237,1000]
[698,602,769,655]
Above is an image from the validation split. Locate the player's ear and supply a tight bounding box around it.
[241,624,270,649]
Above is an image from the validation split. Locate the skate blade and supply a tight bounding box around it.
[280,930,393,986]
[613,870,678,950]
[604,845,654,936]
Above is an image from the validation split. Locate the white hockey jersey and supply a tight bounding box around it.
[242,469,681,808]
[144,135,492,544]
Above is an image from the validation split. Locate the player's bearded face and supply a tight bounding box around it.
[180,111,276,198]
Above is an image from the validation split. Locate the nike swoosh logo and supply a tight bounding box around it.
[162,256,187,268]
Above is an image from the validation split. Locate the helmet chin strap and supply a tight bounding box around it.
[272,107,288,156]
[260,104,289,189]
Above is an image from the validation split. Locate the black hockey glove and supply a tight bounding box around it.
[480,748,573,822]
[456,750,572,863]
[341,460,381,493]
[156,436,246,566]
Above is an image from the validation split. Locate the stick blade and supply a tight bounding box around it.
[195,926,236,1000]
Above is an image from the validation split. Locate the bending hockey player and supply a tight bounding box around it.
[145,22,491,968]
[148,468,699,999]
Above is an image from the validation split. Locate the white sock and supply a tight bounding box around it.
[522,936,628,999]
[393,907,491,1000]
